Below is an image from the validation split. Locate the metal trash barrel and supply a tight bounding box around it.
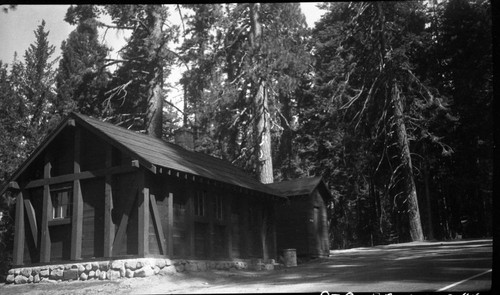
[283,249,297,267]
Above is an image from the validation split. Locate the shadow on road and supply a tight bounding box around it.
[180,238,492,293]
[0,239,491,294]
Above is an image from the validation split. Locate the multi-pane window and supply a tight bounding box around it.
[214,195,223,220]
[51,186,72,219]
[194,191,206,217]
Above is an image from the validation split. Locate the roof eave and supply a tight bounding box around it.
[0,113,158,196]
[0,116,77,196]
[71,113,157,174]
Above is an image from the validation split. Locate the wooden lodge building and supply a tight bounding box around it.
[267,177,332,258]
[1,112,286,267]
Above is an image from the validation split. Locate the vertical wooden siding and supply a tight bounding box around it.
[81,178,105,258]
[112,172,139,256]
[11,122,279,264]
[310,189,329,257]
[276,197,310,256]
[23,188,42,264]
[230,197,240,258]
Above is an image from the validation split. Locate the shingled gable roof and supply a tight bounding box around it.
[265,176,332,199]
[1,112,281,197]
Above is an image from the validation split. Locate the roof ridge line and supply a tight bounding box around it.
[73,112,254,176]
[71,112,282,197]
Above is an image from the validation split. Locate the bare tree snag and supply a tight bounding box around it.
[392,83,424,241]
[250,3,273,185]
[145,8,164,139]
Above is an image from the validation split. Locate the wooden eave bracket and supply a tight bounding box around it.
[130,159,157,174]
[8,181,20,191]
[131,160,140,168]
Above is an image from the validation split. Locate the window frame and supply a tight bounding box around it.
[194,190,206,217]
[214,195,224,221]
[50,185,73,220]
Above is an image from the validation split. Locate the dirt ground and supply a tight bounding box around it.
[0,268,285,294]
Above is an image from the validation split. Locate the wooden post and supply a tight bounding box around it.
[167,192,174,257]
[24,196,38,248]
[40,156,52,263]
[225,193,232,259]
[208,191,214,259]
[241,197,249,257]
[137,171,149,256]
[104,144,114,257]
[112,191,137,255]
[271,202,277,259]
[186,186,195,258]
[259,200,268,261]
[13,189,25,265]
[71,128,83,260]
[149,194,167,255]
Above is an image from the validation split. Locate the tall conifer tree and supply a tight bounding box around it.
[56,5,110,118]
[103,5,178,138]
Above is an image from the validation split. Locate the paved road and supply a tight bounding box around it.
[166,239,493,293]
[1,239,492,294]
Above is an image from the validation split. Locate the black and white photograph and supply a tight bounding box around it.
[0,2,493,294]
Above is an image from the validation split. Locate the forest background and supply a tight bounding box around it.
[0,1,493,281]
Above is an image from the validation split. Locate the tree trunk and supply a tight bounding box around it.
[392,82,424,241]
[422,145,435,240]
[145,9,164,139]
[255,85,274,184]
[278,92,294,179]
[250,3,273,184]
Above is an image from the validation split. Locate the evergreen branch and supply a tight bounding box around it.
[164,99,185,115]
[223,24,250,50]
[406,69,446,110]
[339,85,364,110]
[229,107,248,129]
[102,57,145,68]
[164,48,190,71]
[269,115,283,132]
[231,146,254,166]
[103,80,133,114]
[97,21,135,30]
[353,73,381,130]
[176,4,186,34]
[134,17,151,35]
[275,108,292,130]
[103,59,128,68]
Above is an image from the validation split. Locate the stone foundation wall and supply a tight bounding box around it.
[6,258,280,285]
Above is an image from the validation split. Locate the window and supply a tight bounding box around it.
[214,195,224,220]
[194,191,206,217]
[51,186,72,219]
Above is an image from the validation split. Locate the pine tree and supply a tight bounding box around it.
[425,0,493,238]
[103,5,178,138]
[20,20,59,152]
[0,61,19,281]
[309,2,458,243]
[178,4,224,151]
[179,4,311,182]
[55,5,110,118]
[0,21,59,278]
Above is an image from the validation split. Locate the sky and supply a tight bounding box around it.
[0,4,326,108]
[0,4,326,64]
